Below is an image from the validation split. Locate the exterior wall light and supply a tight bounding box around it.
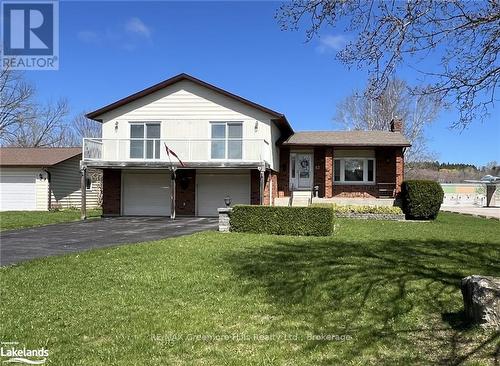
[115,121,119,131]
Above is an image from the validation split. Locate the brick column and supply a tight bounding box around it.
[395,148,404,195]
[102,169,121,216]
[277,147,290,197]
[314,147,325,197]
[263,171,278,205]
[325,148,333,198]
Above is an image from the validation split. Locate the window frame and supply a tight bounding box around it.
[210,121,243,160]
[333,157,376,184]
[129,121,161,160]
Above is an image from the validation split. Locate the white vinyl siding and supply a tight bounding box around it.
[49,156,100,209]
[98,80,279,170]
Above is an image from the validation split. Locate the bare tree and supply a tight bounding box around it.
[72,112,101,140]
[277,0,499,128]
[0,67,34,141]
[335,78,440,162]
[6,99,70,147]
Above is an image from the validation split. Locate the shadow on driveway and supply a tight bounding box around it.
[0,217,217,266]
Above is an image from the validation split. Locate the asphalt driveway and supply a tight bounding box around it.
[0,217,218,266]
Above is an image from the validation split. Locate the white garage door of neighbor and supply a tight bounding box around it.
[0,174,37,211]
[122,172,171,216]
[197,173,250,217]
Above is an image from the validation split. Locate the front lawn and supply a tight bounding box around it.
[0,209,102,231]
[0,212,498,365]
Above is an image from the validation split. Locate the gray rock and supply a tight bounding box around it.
[461,275,500,329]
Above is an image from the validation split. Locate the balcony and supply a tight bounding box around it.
[82,138,271,168]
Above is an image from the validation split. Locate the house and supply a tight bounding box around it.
[0,148,101,211]
[82,73,410,217]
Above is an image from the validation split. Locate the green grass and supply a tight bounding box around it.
[0,209,102,231]
[1,212,499,365]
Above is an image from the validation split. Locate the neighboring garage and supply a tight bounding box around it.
[0,168,38,210]
[122,171,171,216]
[196,171,250,216]
[0,148,101,211]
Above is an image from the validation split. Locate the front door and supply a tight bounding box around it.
[290,152,313,190]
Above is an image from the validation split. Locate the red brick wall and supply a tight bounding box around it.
[263,171,278,205]
[325,148,333,198]
[313,148,325,197]
[277,147,290,197]
[102,169,121,216]
[175,169,196,216]
[395,148,404,195]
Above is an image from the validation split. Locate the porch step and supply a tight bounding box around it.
[291,197,310,207]
[274,197,291,207]
[291,191,312,207]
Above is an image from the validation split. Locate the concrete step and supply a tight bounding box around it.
[292,190,312,198]
[291,197,310,207]
[274,197,291,207]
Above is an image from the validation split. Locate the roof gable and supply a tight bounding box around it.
[86,73,293,135]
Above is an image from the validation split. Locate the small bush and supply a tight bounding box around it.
[230,205,334,236]
[313,203,403,215]
[401,180,444,220]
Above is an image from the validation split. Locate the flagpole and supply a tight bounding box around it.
[165,143,176,220]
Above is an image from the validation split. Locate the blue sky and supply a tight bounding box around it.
[25,1,499,166]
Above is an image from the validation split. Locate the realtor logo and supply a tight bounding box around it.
[1,0,59,70]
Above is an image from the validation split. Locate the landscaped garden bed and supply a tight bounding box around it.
[313,203,405,220]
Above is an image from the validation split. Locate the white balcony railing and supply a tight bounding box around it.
[82,138,271,165]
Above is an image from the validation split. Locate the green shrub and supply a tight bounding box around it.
[401,180,444,220]
[312,203,403,215]
[230,205,334,236]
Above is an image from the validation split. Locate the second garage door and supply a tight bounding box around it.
[122,172,171,216]
[196,172,250,216]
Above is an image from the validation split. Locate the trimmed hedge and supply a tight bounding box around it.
[401,180,444,220]
[230,205,334,236]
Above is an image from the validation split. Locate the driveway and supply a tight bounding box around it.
[0,217,218,266]
[441,206,500,220]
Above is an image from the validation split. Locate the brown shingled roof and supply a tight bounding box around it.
[0,147,82,166]
[283,131,411,147]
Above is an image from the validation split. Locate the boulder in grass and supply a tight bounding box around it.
[461,275,500,329]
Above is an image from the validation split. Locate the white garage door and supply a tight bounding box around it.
[0,173,37,211]
[197,173,250,216]
[122,172,171,216]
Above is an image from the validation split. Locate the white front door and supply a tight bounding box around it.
[290,153,313,190]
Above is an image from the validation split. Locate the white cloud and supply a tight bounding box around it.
[77,18,152,50]
[125,17,151,38]
[317,34,348,54]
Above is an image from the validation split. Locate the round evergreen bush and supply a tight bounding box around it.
[401,180,444,220]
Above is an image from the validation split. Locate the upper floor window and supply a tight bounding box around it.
[211,122,243,160]
[334,158,375,183]
[130,122,161,159]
